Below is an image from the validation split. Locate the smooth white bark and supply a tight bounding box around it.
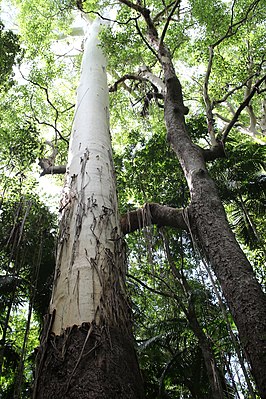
[50,18,120,335]
[139,66,165,94]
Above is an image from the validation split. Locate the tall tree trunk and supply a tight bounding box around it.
[114,2,266,392]
[33,19,144,399]
[161,56,266,397]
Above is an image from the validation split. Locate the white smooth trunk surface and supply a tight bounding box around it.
[50,19,120,335]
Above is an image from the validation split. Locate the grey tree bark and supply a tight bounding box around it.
[118,2,266,396]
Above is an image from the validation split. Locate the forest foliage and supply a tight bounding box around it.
[0,0,265,397]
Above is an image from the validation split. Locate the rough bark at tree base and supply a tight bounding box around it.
[34,323,144,399]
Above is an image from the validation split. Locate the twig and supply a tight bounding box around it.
[29,109,69,143]
[213,74,257,105]
[21,70,69,143]
[212,0,261,48]
[83,9,141,26]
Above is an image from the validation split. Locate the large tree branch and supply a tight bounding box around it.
[201,142,226,162]
[109,74,147,92]
[39,164,66,176]
[138,66,166,94]
[110,69,165,97]
[120,202,187,235]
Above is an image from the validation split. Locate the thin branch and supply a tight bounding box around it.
[153,0,176,22]
[221,74,266,143]
[213,57,266,106]
[158,351,183,397]
[226,100,236,115]
[83,9,141,26]
[212,0,261,48]
[119,0,160,44]
[230,0,237,27]
[135,19,159,60]
[161,229,188,297]
[24,75,59,118]
[160,0,181,45]
[203,0,263,133]
[213,75,257,106]
[127,273,174,298]
[22,71,69,143]
[61,103,75,114]
[29,109,69,144]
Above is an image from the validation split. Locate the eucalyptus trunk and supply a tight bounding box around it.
[33,19,143,399]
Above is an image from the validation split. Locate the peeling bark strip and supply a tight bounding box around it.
[34,18,144,398]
